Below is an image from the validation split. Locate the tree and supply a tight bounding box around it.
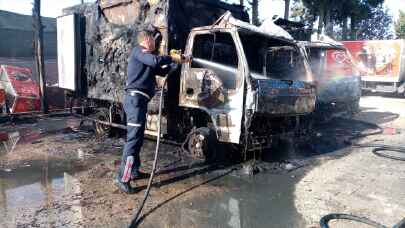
[395,10,405,39]
[291,0,316,29]
[356,5,394,40]
[284,0,291,19]
[301,0,342,37]
[251,0,260,25]
[300,0,384,38]
[348,0,381,39]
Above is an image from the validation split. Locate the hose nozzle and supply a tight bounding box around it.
[170,49,192,64]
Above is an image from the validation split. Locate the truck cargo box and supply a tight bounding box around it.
[342,40,405,94]
[60,0,249,103]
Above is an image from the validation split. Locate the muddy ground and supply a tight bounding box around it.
[0,95,404,228]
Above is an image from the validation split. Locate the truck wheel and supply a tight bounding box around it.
[187,127,217,162]
[348,99,360,116]
[93,108,111,136]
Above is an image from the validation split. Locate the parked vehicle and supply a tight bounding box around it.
[0,65,41,115]
[342,40,405,96]
[57,0,316,160]
[300,41,361,116]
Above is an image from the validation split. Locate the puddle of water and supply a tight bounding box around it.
[0,116,83,154]
[0,161,84,227]
[143,170,306,228]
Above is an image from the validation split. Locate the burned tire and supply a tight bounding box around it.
[187,127,217,162]
[93,108,111,136]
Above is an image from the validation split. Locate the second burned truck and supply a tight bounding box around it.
[57,0,316,160]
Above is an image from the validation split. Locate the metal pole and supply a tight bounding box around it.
[284,0,290,19]
[33,0,48,113]
[252,0,259,25]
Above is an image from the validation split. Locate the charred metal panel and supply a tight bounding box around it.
[317,76,361,104]
[181,68,226,108]
[63,1,170,103]
[100,0,141,25]
[254,79,316,115]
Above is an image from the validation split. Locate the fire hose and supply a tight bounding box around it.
[320,214,405,228]
[344,118,405,161]
[320,119,405,228]
[353,143,405,161]
[129,61,184,227]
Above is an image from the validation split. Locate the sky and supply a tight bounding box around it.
[0,0,402,20]
[227,0,402,21]
[0,0,95,17]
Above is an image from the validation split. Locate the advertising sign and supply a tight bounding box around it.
[343,40,403,78]
[325,49,355,77]
[0,65,40,113]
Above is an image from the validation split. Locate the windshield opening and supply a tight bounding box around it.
[306,47,354,80]
[239,31,308,81]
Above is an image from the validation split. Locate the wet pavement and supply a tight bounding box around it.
[0,114,311,228]
[0,161,84,227]
[0,96,404,228]
[140,171,307,228]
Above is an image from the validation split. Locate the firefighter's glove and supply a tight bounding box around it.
[170,49,192,64]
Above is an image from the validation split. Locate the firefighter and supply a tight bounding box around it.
[115,28,184,194]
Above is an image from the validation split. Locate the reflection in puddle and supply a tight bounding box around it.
[64,172,83,224]
[0,162,83,227]
[0,116,84,155]
[0,131,20,154]
[221,198,241,228]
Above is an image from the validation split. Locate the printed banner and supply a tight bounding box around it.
[342,40,402,77]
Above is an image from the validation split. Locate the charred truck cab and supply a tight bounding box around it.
[180,13,316,153]
[57,0,316,160]
[299,41,361,117]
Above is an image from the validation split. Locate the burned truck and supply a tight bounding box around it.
[299,41,361,117]
[57,0,316,160]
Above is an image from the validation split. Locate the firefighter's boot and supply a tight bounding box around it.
[115,178,138,194]
[131,170,150,180]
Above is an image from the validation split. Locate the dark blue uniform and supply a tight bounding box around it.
[118,46,172,183]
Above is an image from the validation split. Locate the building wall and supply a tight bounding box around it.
[0,28,57,58]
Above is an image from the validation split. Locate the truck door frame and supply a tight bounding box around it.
[179,28,247,144]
